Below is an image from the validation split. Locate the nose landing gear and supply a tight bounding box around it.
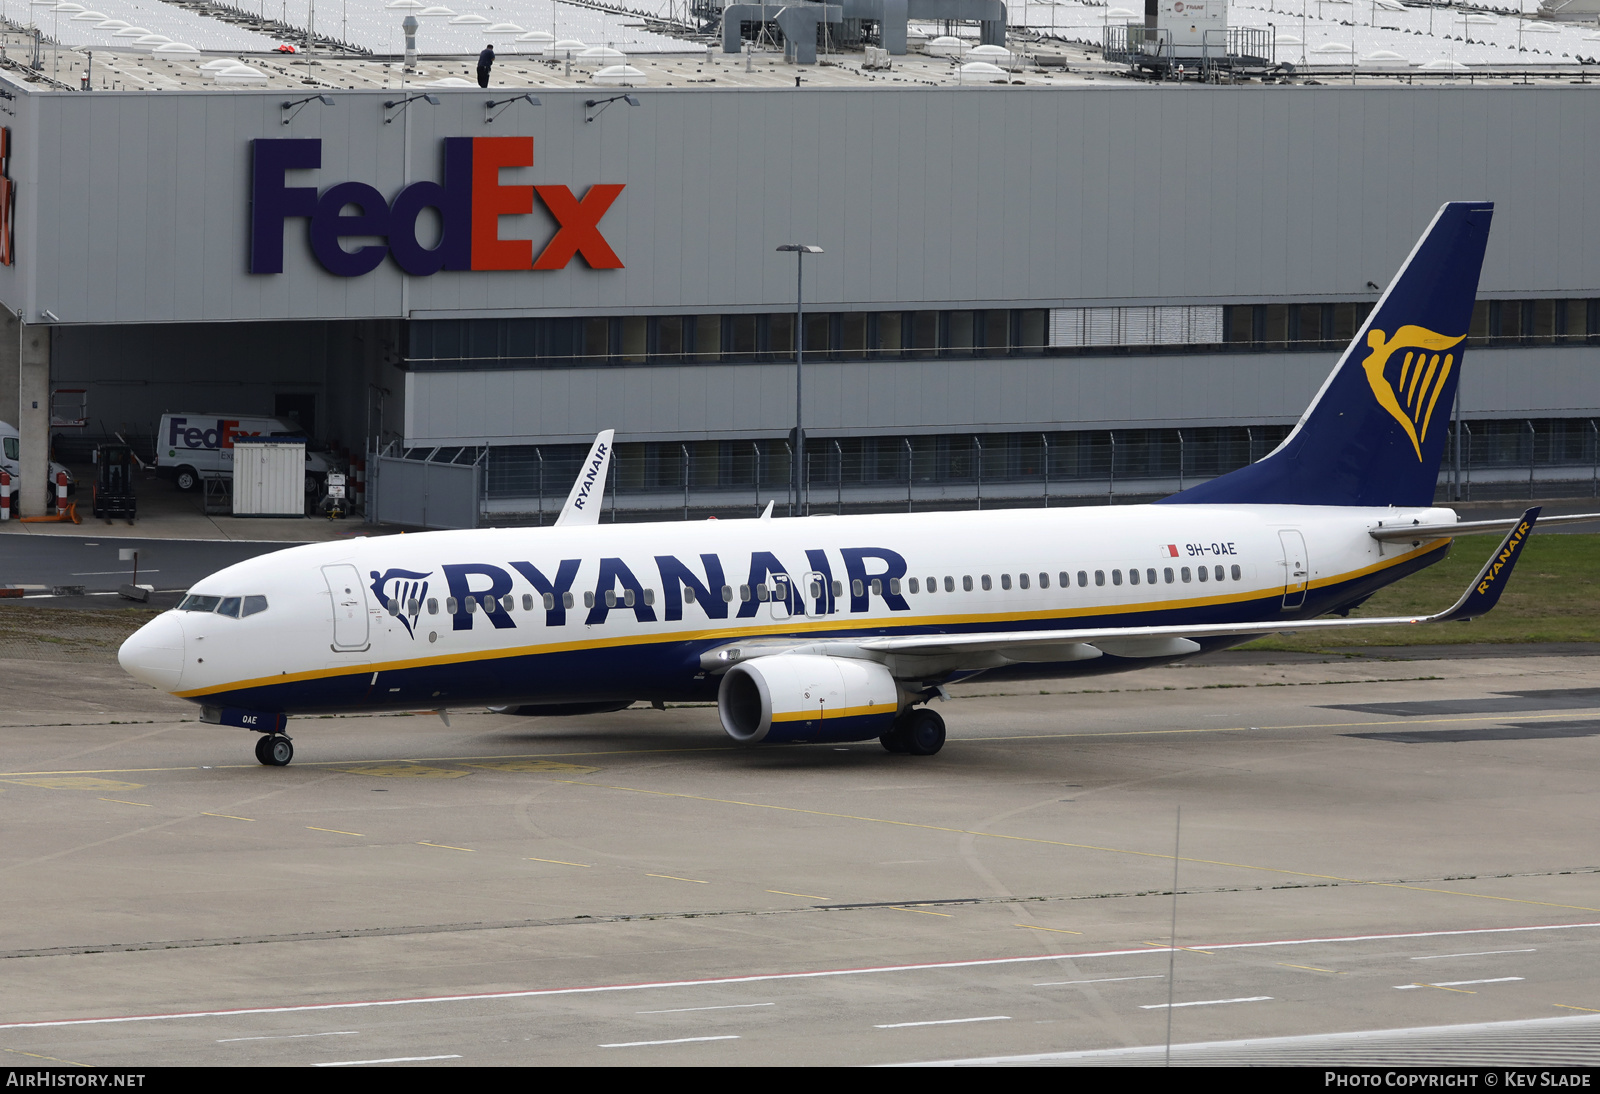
[254,733,294,767]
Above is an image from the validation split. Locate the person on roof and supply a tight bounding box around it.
[477,44,494,88]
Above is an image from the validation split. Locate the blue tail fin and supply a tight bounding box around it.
[1160,201,1494,508]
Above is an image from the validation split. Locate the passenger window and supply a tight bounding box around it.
[926,575,936,591]
[1128,569,1139,586]
[447,597,460,613]
[1039,572,1049,589]
[623,589,635,607]
[583,591,595,608]
[962,575,973,592]
[542,592,555,611]
[944,576,955,592]
[852,579,865,597]
[1001,574,1012,590]
[522,594,534,611]
[1214,565,1225,581]
[482,596,495,613]
[501,595,514,612]
[218,597,243,618]
[428,598,440,614]
[809,581,822,599]
[1095,570,1105,587]
[722,585,734,602]
[870,579,881,596]
[757,585,770,602]
[684,585,697,604]
[603,590,616,608]
[1111,570,1122,586]
[562,592,575,610]
[1077,571,1088,587]
[981,575,992,591]
[909,577,920,594]
[889,578,901,595]
[833,580,845,597]
[1231,564,1242,581]
[1181,567,1191,583]
[244,595,269,617]
[740,584,753,602]
[384,598,399,617]
[1164,568,1174,584]
[644,589,655,606]
[469,597,482,613]
[1197,566,1208,583]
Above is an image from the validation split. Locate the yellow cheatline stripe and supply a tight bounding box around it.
[173,543,1446,699]
[557,780,1600,915]
[771,702,898,723]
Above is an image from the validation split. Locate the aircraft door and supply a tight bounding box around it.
[803,571,831,618]
[1278,530,1309,610]
[323,563,371,650]
[767,574,793,621]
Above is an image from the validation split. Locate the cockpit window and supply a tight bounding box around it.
[178,595,221,612]
[178,594,268,616]
[217,597,242,618]
[243,596,268,617]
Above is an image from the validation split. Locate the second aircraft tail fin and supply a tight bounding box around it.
[554,429,614,527]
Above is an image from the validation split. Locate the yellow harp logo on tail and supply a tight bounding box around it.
[1362,326,1466,461]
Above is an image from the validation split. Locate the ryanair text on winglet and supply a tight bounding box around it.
[1478,519,1531,595]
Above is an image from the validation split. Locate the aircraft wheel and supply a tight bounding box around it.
[253,734,272,765]
[905,708,946,756]
[264,735,294,767]
[879,718,911,754]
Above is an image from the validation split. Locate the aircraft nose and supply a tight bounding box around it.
[119,612,186,692]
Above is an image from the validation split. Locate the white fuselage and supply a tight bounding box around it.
[118,502,1454,715]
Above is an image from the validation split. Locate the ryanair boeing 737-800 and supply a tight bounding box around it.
[119,201,1573,767]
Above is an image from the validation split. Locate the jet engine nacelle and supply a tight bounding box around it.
[717,654,900,744]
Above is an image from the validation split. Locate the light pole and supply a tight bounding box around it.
[777,243,823,516]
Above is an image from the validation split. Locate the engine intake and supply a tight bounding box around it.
[717,654,900,744]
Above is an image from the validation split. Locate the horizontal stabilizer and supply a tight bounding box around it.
[1370,508,1589,543]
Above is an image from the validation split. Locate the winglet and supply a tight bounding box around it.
[554,430,614,527]
[1433,507,1540,622]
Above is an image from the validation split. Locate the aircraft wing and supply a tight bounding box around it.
[554,430,614,527]
[829,507,1541,663]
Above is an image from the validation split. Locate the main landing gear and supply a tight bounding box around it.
[880,707,946,756]
[254,733,294,767]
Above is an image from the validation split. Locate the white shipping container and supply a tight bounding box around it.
[233,440,306,517]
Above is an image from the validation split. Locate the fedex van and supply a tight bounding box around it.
[0,420,76,508]
[156,413,335,495]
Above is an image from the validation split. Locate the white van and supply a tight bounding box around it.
[155,413,336,495]
[0,420,76,509]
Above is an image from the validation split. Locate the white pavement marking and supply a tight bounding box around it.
[1394,977,1524,990]
[4,921,1595,1032]
[876,1016,1011,1029]
[1140,997,1273,1010]
[885,1014,1600,1067]
[1411,949,1536,960]
[216,1031,358,1043]
[314,1055,461,1066]
[600,1036,740,1048]
[636,1003,775,1014]
[1035,975,1165,987]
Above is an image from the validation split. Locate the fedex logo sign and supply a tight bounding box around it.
[249,137,624,278]
[168,418,261,450]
